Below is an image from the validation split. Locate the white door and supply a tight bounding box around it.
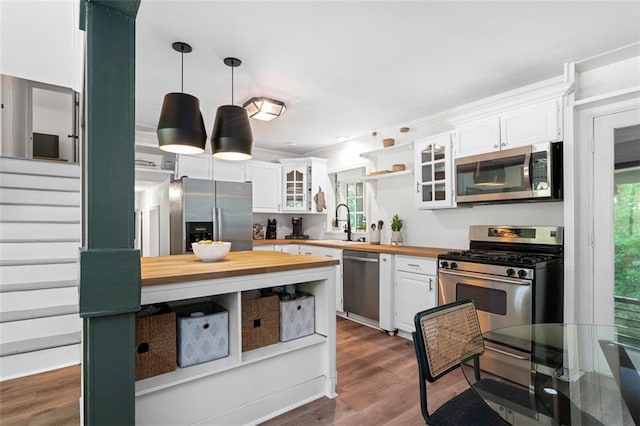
[394,270,436,333]
[593,107,640,329]
[148,206,160,257]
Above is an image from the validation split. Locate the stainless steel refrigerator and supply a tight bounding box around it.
[169,178,253,254]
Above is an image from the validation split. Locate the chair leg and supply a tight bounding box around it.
[413,333,430,423]
[473,356,481,381]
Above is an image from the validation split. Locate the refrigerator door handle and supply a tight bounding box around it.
[213,207,222,241]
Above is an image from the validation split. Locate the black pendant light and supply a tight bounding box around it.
[211,57,253,161]
[157,42,207,154]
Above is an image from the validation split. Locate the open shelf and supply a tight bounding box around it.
[364,169,413,181]
[359,142,414,158]
[135,167,174,182]
[242,333,326,363]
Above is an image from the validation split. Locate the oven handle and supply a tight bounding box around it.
[485,344,529,360]
[438,269,531,286]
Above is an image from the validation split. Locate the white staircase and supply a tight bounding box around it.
[0,157,82,380]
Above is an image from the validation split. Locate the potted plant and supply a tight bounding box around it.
[391,214,403,245]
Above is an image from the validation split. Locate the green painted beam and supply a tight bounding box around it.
[80,1,141,424]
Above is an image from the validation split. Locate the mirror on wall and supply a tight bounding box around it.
[1,74,79,163]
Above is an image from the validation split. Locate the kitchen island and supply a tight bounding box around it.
[137,251,339,425]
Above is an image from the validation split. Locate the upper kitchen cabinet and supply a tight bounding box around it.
[175,153,213,180]
[175,154,245,182]
[244,160,282,213]
[414,132,456,209]
[453,98,562,158]
[213,158,245,182]
[279,158,329,213]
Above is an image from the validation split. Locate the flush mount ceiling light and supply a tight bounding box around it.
[211,57,253,161]
[157,42,207,154]
[243,97,286,122]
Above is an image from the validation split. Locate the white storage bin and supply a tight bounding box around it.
[278,292,315,342]
[173,301,229,367]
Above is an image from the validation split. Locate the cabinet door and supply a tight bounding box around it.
[175,154,213,180]
[500,99,562,149]
[313,247,344,312]
[245,161,281,213]
[213,158,245,182]
[453,116,500,158]
[252,244,274,251]
[394,271,436,333]
[282,163,308,211]
[414,133,456,209]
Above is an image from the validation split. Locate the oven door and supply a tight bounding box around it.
[438,269,532,348]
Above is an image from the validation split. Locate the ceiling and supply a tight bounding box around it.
[135,1,640,156]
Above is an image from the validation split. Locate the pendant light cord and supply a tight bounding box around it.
[231,65,234,105]
[181,46,184,93]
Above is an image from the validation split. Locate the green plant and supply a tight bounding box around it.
[391,214,403,232]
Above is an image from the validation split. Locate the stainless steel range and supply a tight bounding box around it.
[438,225,564,385]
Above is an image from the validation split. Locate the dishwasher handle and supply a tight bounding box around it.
[343,255,379,263]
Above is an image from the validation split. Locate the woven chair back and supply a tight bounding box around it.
[417,300,484,381]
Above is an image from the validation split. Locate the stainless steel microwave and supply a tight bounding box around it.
[455,142,562,204]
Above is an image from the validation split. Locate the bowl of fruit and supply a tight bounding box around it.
[191,240,231,262]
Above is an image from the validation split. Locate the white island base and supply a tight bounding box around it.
[136,259,337,425]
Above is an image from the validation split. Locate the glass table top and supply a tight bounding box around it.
[461,324,640,425]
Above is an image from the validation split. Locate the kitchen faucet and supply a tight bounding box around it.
[335,203,352,241]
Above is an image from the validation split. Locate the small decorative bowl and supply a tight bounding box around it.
[392,164,406,171]
[383,138,395,148]
[191,241,231,262]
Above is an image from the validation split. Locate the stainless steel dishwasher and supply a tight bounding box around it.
[342,250,379,321]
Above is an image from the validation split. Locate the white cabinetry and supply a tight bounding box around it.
[394,256,437,333]
[299,245,343,312]
[454,99,562,158]
[137,264,337,425]
[213,158,244,182]
[175,154,213,180]
[175,155,245,182]
[414,132,456,209]
[244,161,282,213]
[279,158,328,213]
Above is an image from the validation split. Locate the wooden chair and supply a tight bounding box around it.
[412,299,507,425]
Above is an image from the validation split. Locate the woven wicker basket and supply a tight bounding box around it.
[382,138,395,148]
[135,311,176,380]
[242,292,279,351]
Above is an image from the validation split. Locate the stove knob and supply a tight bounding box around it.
[450,262,458,270]
[518,269,528,278]
[440,261,449,269]
[506,268,515,277]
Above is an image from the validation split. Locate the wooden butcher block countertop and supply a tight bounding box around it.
[141,251,339,287]
[253,239,452,259]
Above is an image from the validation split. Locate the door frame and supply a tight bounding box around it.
[588,101,640,325]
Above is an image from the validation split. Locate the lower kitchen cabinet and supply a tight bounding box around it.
[394,256,437,333]
[299,245,343,312]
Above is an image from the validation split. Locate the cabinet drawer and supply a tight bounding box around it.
[394,256,436,274]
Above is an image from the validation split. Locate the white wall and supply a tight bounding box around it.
[0,0,84,92]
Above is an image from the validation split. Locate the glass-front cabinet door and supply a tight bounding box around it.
[414,132,456,209]
[282,162,308,211]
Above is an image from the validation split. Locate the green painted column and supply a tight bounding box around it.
[79,1,141,424]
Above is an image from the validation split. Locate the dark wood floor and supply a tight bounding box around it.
[262,317,468,425]
[0,364,81,425]
[0,318,467,425]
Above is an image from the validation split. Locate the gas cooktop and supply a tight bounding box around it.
[440,250,559,266]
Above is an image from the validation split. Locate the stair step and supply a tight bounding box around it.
[0,187,80,206]
[0,262,78,286]
[0,222,81,240]
[0,157,81,177]
[0,241,80,261]
[0,314,81,344]
[0,279,78,293]
[0,305,79,323]
[0,173,80,191]
[0,341,81,381]
[1,286,79,311]
[0,257,78,267]
[0,204,80,222]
